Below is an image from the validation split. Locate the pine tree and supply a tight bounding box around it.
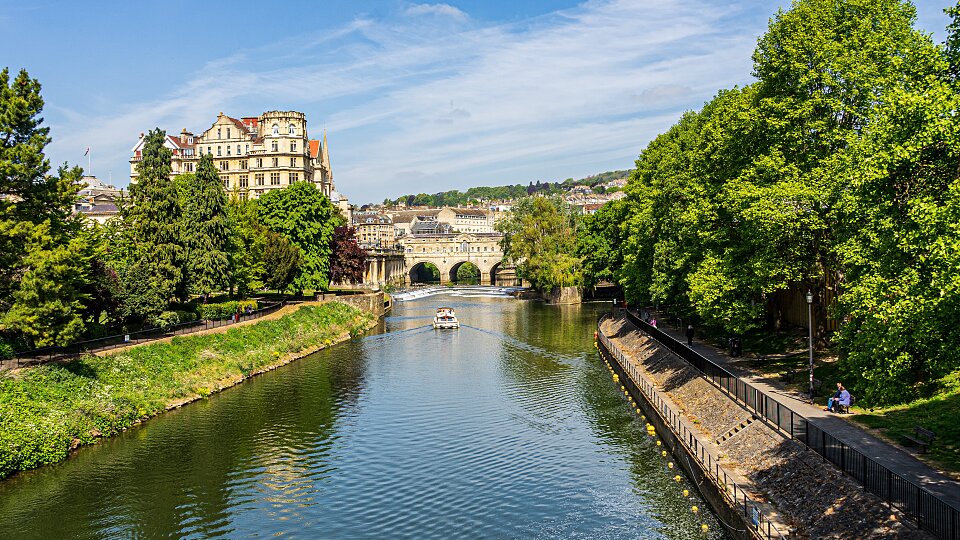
[0,69,90,346]
[176,154,231,300]
[123,128,183,320]
[262,230,301,294]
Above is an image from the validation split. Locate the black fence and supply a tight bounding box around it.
[597,321,787,539]
[1,301,286,370]
[621,309,960,540]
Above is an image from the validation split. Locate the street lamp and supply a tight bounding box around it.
[806,289,814,403]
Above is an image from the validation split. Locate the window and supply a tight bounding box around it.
[255,173,264,186]
[239,192,247,201]
[220,161,228,171]
[270,172,281,185]
[227,128,231,139]
[271,141,278,152]
[239,175,248,188]
[255,158,262,168]
[272,157,278,167]
[223,178,230,189]
[272,124,279,136]
[237,145,241,155]
[240,160,248,169]
[217,146,222,156]
[290,142,297,152]
[245,144,249,154]
[188,136,194,144]
[290,157,296,167]
[217,128,221,139]
[226,146,231,156]
[288,124,295,135]
[289,172,298,183]
[186,163,194,172]
[207,146,211,155]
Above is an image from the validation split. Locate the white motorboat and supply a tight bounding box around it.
[433,307,460,329]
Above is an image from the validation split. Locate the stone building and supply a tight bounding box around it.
[129,111,335,201]
[352,212,396,248]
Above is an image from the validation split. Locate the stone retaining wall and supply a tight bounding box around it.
[600,316,927,540]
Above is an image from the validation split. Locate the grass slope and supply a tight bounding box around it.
[0,302,373,479]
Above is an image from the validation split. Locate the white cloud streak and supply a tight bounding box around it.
[46,0,769,201]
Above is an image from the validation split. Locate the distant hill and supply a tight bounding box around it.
[381,169,632,207]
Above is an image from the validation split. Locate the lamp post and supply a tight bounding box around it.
[806,289,814,403]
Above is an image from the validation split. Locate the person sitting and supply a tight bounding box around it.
[825,383,843,412]
[837,387,852,413]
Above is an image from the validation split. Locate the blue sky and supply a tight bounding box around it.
[1,0,952,204]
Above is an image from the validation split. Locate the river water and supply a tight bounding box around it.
[0,292,726,539]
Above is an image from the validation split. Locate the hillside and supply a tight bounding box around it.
[381,169,632,207]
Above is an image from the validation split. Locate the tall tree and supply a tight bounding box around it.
[262,230,301,294]
[0,69,90,345]
[257,182,342,292]
[175,153,231,299]
[329,226,367,285]
[227,196,266,298]
[123,128,183,320]
[497,195,581,291]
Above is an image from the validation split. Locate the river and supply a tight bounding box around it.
[0,292,727,539]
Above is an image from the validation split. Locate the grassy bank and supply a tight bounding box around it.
[0,302,374,479]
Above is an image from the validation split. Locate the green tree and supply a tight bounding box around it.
[262,230,301,294]
[0,69,91,345]
[175,153,231,299]
[497,195,581,291]
[455,262,480,283]
[833,58,960,404]
[577,199,629,290]
[257,182,342,292]
[227,196,266,298]
[123,128,184,320]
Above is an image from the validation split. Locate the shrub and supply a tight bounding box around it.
[197,300,257,320]
[152,311,181,331]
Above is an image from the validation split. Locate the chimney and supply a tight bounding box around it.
[180,128,188,144]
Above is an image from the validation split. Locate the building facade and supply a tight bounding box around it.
[352,212,396,249]
[130,110,335,200]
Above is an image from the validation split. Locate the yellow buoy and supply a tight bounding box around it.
[683,489,689,497]
[691,505,699,514]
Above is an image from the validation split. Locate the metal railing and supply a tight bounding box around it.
[597,321,786,539]
[621,309,960,540]
[1,301,285,370]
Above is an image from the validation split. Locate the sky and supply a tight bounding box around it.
[1,0,953,204]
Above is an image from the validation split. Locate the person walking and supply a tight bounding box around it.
[686,324,695,346]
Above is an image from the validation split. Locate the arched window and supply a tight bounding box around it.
[288,124,296,135]
[272,124,279,136]
[226,128,231,138]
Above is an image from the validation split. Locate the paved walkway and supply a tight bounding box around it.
[633,313,960,509]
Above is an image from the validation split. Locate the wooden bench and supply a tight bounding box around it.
[903,427,936,454]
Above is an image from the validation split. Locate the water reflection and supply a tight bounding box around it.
[0,294,727,539]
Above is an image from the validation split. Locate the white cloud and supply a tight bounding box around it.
[46,0,771,201]
[404,3,469,21]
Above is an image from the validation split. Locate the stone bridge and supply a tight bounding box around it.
[400,233,518,285]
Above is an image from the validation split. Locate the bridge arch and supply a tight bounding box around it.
[449,260,481,284]
[409,261,441,284]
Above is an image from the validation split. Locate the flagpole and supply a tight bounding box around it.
[88,149,91,176]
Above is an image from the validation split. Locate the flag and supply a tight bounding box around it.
[84,147,90,156]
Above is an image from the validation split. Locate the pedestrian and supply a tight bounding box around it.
[825,383,843,412]
[686,324,695,346]
[838,386,852,413]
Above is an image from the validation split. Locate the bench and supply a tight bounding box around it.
[903,427,936,454]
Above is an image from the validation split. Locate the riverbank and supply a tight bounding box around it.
[0,302,376,479]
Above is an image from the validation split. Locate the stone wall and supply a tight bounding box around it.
[326,292,386,318]
[600,317,927,540]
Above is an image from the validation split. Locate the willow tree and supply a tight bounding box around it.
[497,195,581,291]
